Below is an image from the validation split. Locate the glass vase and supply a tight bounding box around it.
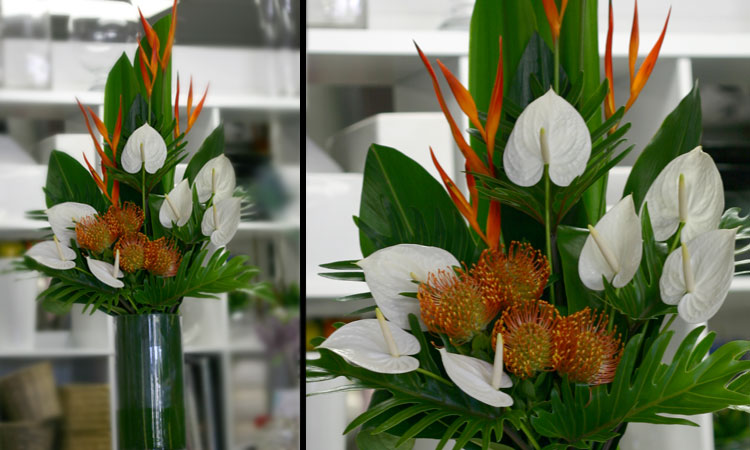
[114,314,186,449]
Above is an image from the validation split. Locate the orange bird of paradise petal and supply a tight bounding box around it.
[436,59,486,143]
[430,148,488,245]
[76,99,114,169]
[629,0,640,88]
[174,74,181,138]
[415,42,490,177]
[160,0,179,70]
[624,7,671,112]
[486,200,502,250]
[604,0,616,120]
[111,97,123,156]
[186,85,208,134]
[542,0,569,42]
[485,36,504,171]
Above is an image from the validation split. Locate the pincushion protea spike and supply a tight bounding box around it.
[472,242,550,311]
[104,202,144,237]
[552,308,623,385]
[417,267,498,345]
[604,0,671,123]
[417,39,503,249]
[492,299,558,378]
[76,215,118,254]
[115,232,149,273]
[144,237,182,277]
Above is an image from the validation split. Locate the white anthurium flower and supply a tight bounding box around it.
[46,202,97,245]
[356,244,460,330]
[660,228,736,323]
[26,236,76,270]
[201,197,241,247]
[579,195,643,291]
[86,251,124,289]
[194,155,236,203]
[438,333,513,408]
[317,309,420,374]
[159,179,193,228]
[503,89,592,187]
[643,146,724,243]
[121,123,168,174]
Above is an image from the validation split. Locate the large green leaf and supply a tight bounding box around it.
[184,124,225,185]
[356,427,414,450]
[507,32,568,110]
[356,144,477,263]
[624,81,702,210]
[103,53,139,137]
[556,224,602,314]
[44,150,108,211]
[531,327,750,445]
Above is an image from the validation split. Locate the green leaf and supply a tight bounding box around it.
[44,150,108,211]
[319,260,361,270]
[507,33,568,109]
[356,427,415,450]
[531,327,750,443]
[624,81,702,210]
[103,53,139,136]
[184,124,225,185]
[357,144,476,262]
[318,272,366,282]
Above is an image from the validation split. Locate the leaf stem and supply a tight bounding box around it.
[505,427,531,450]
[660,314,677,336]
[415,368,453,387]
[544,166,555,304]
[519,421,541,450]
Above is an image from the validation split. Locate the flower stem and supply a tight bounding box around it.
[660,313,678,336]
[415,368,453,387]
[519,421,541,450]
[668,222,685,253]
[553,38,560,93]
[544,165,555,304]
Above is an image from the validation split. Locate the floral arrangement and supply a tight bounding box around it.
[17,1,260,315]
[307,1,750,449]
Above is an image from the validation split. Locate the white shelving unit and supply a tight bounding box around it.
[0,52,300,450]
[307,25,750,450]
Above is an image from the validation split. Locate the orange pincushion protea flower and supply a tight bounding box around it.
[418,268,498,345]
[144,238,181,277]
[473,241,550,311]
[115,232,148,273]
[105,202,144,237]
[492,299,558,379]
[75,215,117,253]
[552,308,623,385]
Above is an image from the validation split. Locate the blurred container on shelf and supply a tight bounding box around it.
[51,0,137,91]
[0,420,56,450]
[59,383,111,450]
[0,362,61,420]
[327,112,455,183]
[181,293,229,349]
[0,255,38,351]
[70,303,111,349]
[307,0,366,29]
[1,0,52,89]
[37,133,96,167]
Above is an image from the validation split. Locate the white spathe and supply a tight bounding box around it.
[356,244,460,330]
[46,202,97,245]
[643,146,724,243]
[159,179,193,228]
[201,197,241,247]
[579,195,643,291]
[26,240,76,270]
[318,319,420,374]
[438,348,513,408]
[503,89,592,187]
[121,124,168,174]
[86,256,124,289]
[194,154,236,203]
[660,228,736,323]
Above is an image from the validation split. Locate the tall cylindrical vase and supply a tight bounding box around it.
[114,314,186,449]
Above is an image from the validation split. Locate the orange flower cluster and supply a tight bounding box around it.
[418,241,623,385]
[75,202,181,278]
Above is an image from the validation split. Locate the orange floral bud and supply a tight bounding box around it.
[144,238,182,277]
[75,216,117,253]
[492,299,558,379]
[115,232,148,273]
[552,308,623,385]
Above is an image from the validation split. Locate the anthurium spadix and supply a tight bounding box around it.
[438,333,513,407]
[46,201,97,245]
[195,155,236,203]
[660,228,736,323]
[159,179,193,228]
[27,236,76,270]
[317,309,420,374]
[356,244,460,330]
[201,197,241,247]
[643,146,724,243]
[579,195,643,291]
[503,89,592,187]
[121,123,167,174]
[87,252,124,289]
